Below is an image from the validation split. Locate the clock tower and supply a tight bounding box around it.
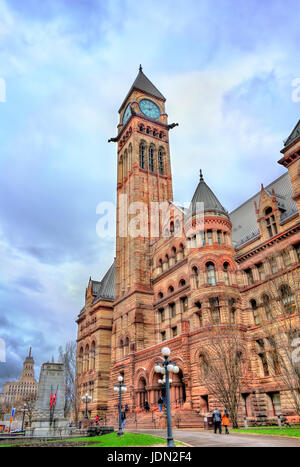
[110,66,177,360]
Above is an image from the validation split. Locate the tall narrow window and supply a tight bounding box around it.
[294,243,300,262]
[139,144,145,169]
[210,297,220,324]
[223,262,230,285]
[193,266,199,288]
[180,296,188,313]
[159,308,165,322]
[169,303,176,318]
[256,263,265,281]
[207,230,213,245]
[265,207,278,238]
[149,146,154,172]
[269,257,278,274]
[228,298,236,324]
[281,250,291,268]
[262,294,272,321]
[251,299,260,326]
[280,285,295,315]
[217,231,222,245]
[245,268,254,285]
[158,149,164,175]
[206,262,216,286]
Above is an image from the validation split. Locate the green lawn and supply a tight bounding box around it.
[79,432,182,447]
[232,427,300,438]
[0,432,183,447]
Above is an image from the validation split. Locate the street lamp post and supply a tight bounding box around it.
[82,393,92,420]
[113,376,127,436]
[155,347,179,447]
[21,404,27,432]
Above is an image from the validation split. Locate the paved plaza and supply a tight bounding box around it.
[131,429,300,447]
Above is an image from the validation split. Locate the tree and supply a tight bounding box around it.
[58,341,77,419]
[259,269,300,415]
[199,322,249,428]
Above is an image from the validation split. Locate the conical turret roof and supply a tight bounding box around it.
[190,170,228,216]
[119,65,165,112]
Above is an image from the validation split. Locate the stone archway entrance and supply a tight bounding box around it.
[136,377,147,409]
[171,369,186,407]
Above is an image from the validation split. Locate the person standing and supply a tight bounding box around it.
[212,408,222,434]
[158,396,164,413]
[94,415,99,426]
[121,410,126,431]
[222,409,230,434]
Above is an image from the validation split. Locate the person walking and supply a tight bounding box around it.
[94,415,99,426]
[121,410,126,431]
[158,396,164,413]
[212,408,222,434]
[222,409,230,434]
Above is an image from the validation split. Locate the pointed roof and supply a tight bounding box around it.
[119,65,165,112]
[92,259,116,303]
[190,170,228,216]
[284,119,300,147]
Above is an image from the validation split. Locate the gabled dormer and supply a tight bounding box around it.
[255,184,282,241]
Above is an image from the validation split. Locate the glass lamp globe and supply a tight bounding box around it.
[158,379,163,384]
[167,364,174,372]
[118,376,124,383]
[173,366,180,374]
[113,386,119,392]
[155,365,162,373]
[162,347,171,357]
[169,379,173,384]
[121,386,127,391]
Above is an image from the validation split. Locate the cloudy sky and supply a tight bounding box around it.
[0,0,299,387]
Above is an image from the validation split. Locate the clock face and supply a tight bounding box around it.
[123,103,132,125]
[139,99,160,120]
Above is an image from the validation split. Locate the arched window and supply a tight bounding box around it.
[262,294,272,321]
[251,299,260,326]
[158,291,164,300]
[170,221,174,234]
[85,345,90,372]
[168,285,174,294]
[172,246,177,264]
[265,207,278,238]
[158,149,164,175]
[139,124,144,132]
[146,127,150,134]
[179,279,186,287]
[125,337,129,356]
[280,285,295,315]
[91,341,96,370]
[199,354,209,377]
[180,243,185,258]
[159,308,165,322]
[120,340,124,358]
[228,298,236,324]
[149,146,154,172]
[223,262,230,285]
[206,262,216,286]
[192,266,199,288]
[78,347,83,374]
[207,230,213,246]
[158,259,163,272]
[139,144,145,169]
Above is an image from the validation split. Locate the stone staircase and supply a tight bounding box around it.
[103,408,205,430]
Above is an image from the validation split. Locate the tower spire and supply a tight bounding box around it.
[139,64,143,72]
[200,169,204,181]
[29,347,32,358]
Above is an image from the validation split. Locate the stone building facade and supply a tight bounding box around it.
[0,348,38,406]
[75,67,300,423]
